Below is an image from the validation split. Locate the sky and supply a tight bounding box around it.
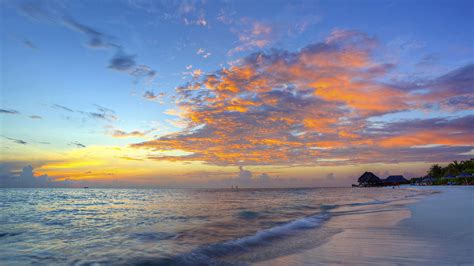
[0,0,473,188]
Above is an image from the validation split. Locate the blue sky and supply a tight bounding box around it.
[1,0,473,187]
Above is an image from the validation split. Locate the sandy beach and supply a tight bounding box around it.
[258,186,474,265]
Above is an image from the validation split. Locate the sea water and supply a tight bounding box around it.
[0,187,429,265]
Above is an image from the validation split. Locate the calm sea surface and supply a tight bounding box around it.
[0,187,427,265]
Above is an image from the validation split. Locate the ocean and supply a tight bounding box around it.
[0,187,431,265]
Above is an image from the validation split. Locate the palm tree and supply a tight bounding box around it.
[428,164,444,178]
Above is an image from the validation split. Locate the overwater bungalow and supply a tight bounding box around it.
[383,175,408,186]
[443,174,456,180]
[357,172,383,187]
[456,172,473,179]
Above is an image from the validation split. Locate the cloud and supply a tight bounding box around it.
[0,109,20,115]
[426,63,474,109]
[127,0,208,27]
[108,51,157,83]
[88,112,117,121]
[228,20,274,55]
[326,173,335,180]
[0,164,81,188]
[62,16,117,49]
[196,48,211,58]
[2,136,27,145]
[0,165,52,188]
[371,115,474,148]
[238,166,252,181]
[29,115,42,119]
[214,166,328,188]
[51,104,74,112]
[80,105,118,122]
[17,1,156,86]
[14,36,38,50]
[131,30,473,166]
[110,129,151,138]
[216,6,236,25]
[19,1,114,50]
[51,104,118,122]
[70,142,86,148]
[109,52,136,71]
[143,91,165,102]
[416,53,438,67]
[115,156,145,161]
[218,166,275,187]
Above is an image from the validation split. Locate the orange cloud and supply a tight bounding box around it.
[131,30,473,166]
[379,131,473,148]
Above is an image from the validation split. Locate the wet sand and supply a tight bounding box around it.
[257,186,474,265]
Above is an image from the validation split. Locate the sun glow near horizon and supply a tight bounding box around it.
[1,0,473,188]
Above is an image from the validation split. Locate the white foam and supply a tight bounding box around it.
[231,213,329,247]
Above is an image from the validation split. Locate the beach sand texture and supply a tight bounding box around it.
[258,186,473,265]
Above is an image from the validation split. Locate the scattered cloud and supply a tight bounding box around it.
[0,109,20,115]
[196,48,211,58]
[326,173,335,180]
[192,69,203,78]
[216,6,236,25]
[132,30,474,166]
[416,53,439,67]
[51,104,74,112]
[229,20,274,55]
[143,91,166,102]
[109,52,136,71]
[53,104,118,122]
[2,136,27,145]
[18,1,156,86]
[70,141,86,148]
[0,165,51,188]
[21,38,37,49]
[9,34,39,49]
[110,129,152,138]
[62,16,117,49]
[88,112,116,121]
[127,0,208,27]
[115,156,145,161]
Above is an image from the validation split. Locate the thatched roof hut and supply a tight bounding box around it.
[383,175,408,185]
[357,172,383,186]
[456,172,473,178]
[443,174,456,179]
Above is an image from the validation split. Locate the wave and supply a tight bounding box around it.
[231,213,329,246]
[133,213,330,265]
[0,232,21,238]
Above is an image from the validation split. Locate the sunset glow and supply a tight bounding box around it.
[1,0,473,188]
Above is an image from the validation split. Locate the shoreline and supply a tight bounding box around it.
[257,186,473,265]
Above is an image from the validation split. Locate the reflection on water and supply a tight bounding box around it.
[0,187,426,265]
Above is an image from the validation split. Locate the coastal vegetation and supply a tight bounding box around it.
[411,158,474,185]
[426,159,474,178]
[355,159,474,187]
